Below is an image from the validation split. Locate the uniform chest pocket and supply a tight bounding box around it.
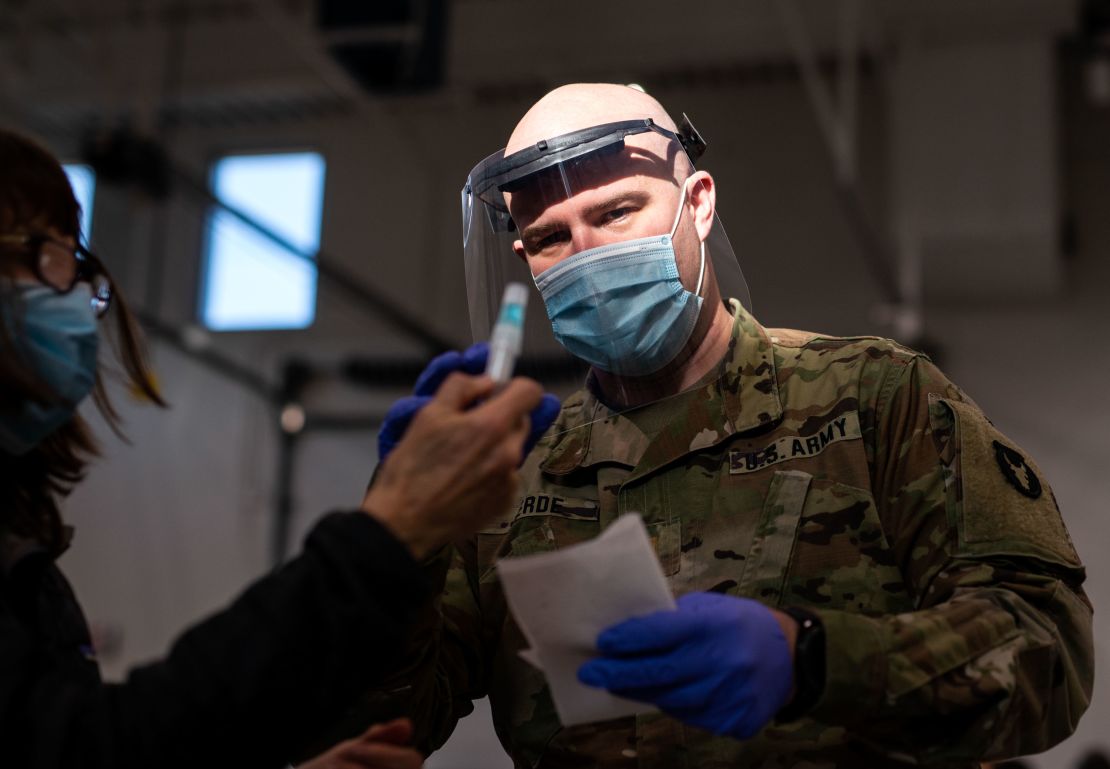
[735,470,811,603]
[476,496,601,573]
[739,471,910,613]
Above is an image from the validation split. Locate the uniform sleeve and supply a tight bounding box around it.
[807,354,1094,764]
[50,511,428,769]
[314,535,492,758]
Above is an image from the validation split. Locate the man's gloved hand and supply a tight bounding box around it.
[577,592,795,740]
[377,342,561,463]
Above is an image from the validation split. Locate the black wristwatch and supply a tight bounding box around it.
[776,606,826,722]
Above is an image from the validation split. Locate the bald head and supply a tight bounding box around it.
[506,83,678,155]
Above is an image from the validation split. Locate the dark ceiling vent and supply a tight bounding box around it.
[316,0,448,94]
[81,126,171,200]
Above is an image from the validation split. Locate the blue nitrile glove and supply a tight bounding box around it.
[527,393,562,452]
[377,342,561,463]
[412,342,491,397]
[577,592,794,740]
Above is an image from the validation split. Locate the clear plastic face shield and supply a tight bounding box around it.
[462,116,750,413]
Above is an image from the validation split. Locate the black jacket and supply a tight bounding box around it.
[0,511,427,768]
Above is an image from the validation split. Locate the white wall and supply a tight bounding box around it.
[892,37,1063,302]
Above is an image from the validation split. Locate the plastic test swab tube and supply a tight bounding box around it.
[486,282,528,384]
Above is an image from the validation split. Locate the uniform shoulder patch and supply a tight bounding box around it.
[992,440,1042,499]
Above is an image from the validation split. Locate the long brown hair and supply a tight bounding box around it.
[0,127,165,555]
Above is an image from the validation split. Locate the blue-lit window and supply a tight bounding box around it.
[200,151,325,331]
[63,164,95,242]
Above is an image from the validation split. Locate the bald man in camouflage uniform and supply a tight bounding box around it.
[363,85,1093,768]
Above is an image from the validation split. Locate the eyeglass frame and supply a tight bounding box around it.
[0,233,113,317]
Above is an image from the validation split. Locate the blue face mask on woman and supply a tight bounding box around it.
[533,177,706,377]
[0,284,99,454]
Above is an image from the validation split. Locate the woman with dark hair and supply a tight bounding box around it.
[0,130,163,553]
[0,128,549,768]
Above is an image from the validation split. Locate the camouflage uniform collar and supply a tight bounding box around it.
[540,300,783,477]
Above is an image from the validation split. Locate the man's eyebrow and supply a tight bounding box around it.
[582,190,650,218]
[521,190,651,243]
[521,220,560,243]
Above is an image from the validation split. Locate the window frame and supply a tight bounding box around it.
[197,146,328,333]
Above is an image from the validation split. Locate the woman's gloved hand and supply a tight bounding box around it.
[377,342,560,464]
[578,592,797,740]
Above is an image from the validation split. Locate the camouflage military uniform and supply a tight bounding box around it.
[380,301,1093,768]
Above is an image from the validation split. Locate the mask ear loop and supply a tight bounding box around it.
[694,242,706,298]
[670,176,707,298]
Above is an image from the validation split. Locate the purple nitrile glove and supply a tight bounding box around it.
[577,592,794,740]
[377,342,560,463]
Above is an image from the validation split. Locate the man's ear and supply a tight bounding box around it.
[512,240,527,261]
[689,171,716,242]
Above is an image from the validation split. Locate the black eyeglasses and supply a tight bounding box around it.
[0,233,113,317]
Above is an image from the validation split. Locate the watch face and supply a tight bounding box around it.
[788,609,825,708]
[775,610,827,722]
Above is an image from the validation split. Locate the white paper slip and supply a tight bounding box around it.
[497,513,677,727]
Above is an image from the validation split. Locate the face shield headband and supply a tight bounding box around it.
[465,116,707,235]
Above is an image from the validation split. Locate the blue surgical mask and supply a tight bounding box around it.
[534,178,706,376]
[0,284,99,455]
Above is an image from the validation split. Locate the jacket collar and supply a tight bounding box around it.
[540,300,784,479]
